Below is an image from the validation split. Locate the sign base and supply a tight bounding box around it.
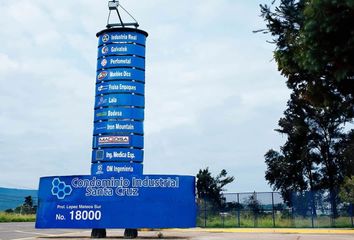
[35,174,196,228]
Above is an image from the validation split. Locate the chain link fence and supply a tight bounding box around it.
[1,190,353,227]
[198,192,354,228]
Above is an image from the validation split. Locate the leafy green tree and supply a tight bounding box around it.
[24,196,33,208]
[339,176,354,203]
[4,208,14,213]
[14,206,22,214]
[244,192,263,227]
[341,131,354,177]
[22,196,35,214]
[259,0,354,217]
[245,192,263,215]
[13,196,37,214]
[300,0,354,101]
[265,91,351,215]
[196,168,235,208]
[265,93,321,200]
[259,0,354,108]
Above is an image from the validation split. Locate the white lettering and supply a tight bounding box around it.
[110,58,131,65]
[108,84,137,91]
[108,97,117,103]
[106,123,134,131]
[107,110,123,117]
[111,46,128,52]
[109,71,131,77]
[110,34,137,41]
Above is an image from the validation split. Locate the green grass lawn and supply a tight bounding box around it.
[0,211,352,227]
[197,212,354,228]
[0,212,36,222]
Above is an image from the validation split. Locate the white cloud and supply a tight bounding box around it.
[0,53,19,73]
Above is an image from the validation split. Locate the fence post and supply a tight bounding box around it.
[204,197,207,228]
[311,191,314,228]
[291,206,295,227]
[254,192,258,228]
[350,203,353,228]
[237,193,240,227]
[271,192,275,228]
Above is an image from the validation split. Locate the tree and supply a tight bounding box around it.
[264,94,319,213]
[196,168,235,208]
[258,0,354,109]
[14,196,37,214]
[300,0,354,102]
[245,192,263,215]
[265,149,308,202]
[259,0,354,218]
[265,92,323,197]
[4,208,14,213]
[265,91,351,215]
[244,192,263,227]
[341,130,354,177]
[339,176,354,203]
[24,196,33,208]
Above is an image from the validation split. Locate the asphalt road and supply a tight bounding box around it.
[0,222,353,240]
[0,222,89,240]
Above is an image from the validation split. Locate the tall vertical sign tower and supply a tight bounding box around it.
[36,1,196,230]
[91,27,147,176]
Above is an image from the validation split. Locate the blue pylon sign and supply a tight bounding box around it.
[36,4,196,229]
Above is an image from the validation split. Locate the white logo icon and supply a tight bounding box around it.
[96,165,104,175]
[101,46,108,54]
[101,59,107,67]
[51,178,72,200]
[102,34,109,43]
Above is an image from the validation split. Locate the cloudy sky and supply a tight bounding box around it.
[0,0,289,192]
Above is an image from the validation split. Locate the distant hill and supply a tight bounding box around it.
[0,187,38,211]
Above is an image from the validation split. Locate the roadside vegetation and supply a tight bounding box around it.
[197,213,353,228]
[0,212,35,222]
[0,196,36,222]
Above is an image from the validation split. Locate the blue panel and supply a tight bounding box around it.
[92,148,143,163]
[92,135,143,149]
[96,81,144,95]
[91,162,143,175]
[93,121,143,135]
[95,94,144,108]
[98,32,146,46]
[36,175,196,228]
[97,56,145,70]
[98,44,145,58]
[94,108,144,121]
[96,69,145,83]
